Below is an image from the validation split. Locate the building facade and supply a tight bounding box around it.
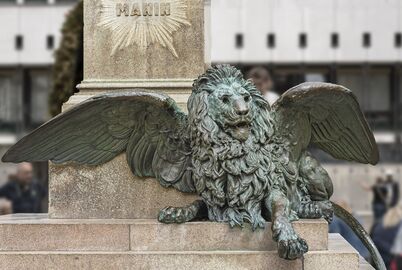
[0,0,76,182]
[211,0,402,161]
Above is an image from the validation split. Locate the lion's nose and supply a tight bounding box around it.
[234,99,249,115]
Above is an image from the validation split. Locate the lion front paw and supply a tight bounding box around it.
[278,237,308,260]
[272,217,308,260]
[158,206,194,224]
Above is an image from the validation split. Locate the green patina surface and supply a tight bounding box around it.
[2,65,384,268]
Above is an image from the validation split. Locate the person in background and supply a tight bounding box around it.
[246,66,280,105]
[372,201,402,269]
[360,177,389,222]
[384,171,399,209]
[0,162,46,213]
[390,225,402,270]
[0,198,12,215]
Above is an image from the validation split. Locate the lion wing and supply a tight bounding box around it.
[2,91,195,193]
[271,82,379,165]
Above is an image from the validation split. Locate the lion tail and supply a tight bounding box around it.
[331,201,386,270]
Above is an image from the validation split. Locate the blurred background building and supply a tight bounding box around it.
[0,0,401,226]
[0,0,76,183]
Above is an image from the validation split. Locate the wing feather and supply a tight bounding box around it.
[2,91,195,192]
[272,82,379,164]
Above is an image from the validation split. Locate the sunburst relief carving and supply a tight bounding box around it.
[98,0,191,57]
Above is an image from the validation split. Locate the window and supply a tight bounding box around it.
[0,72,22,132]
[30,71,51,124]
[363,33,371,48]
[24,0,48,4]
[305,73,326,82]
[338,68,391,128]
[267,33,275,48]
[55,0,77,3]
[331,33,339,48]
[299,33,307,48]
[47,35,54,50]
[399,69,402,127]
[0,0,17,4]
[338,69,390,111]
[235,33,243,49]
[15,35,23,50]
[272,67,330,94]
[395,33,402,48]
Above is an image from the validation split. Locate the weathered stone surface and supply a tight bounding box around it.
[130,219,328,252]
[0,214,327,252]
[64,89,191,112]
[0,251,301,270]
[49,0,209,216]
[304,234,359,270]
[0,235,362,270]
[0,214,129,251]
[0,215,363,270]
[49,154,199,219]
[82,0,206,82]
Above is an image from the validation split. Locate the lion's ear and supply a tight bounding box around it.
[251,93,270,110]
[198,77,209,85]
[193,75,209,92]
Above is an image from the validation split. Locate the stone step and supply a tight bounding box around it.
[0,234,358,270]
[0,214,328,252]
[359,256,375,270]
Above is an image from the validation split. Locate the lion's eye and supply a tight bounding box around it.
[221,95,230,104]
[244,95,251,102]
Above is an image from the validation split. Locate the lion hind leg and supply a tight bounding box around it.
[297,200,333,222]
[297,151,334,221]
[158,200,207,224]
[299,151,333,201]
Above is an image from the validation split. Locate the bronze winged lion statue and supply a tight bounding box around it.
[2,65,385,269]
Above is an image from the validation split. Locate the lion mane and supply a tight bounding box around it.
[187,65,292,228]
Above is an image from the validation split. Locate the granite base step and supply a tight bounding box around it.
[0,214,374,270]
[0,235,359,270]
[0,214,327,252]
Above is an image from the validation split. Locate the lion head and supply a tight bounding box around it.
[188,65,274,146]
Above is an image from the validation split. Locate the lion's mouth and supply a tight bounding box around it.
[234,121,249,130]
[227,120,251,141]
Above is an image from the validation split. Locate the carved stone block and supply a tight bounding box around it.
[49,154,198,219]
[81,0,206,87]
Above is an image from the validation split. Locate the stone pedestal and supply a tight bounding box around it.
[0,215,374,270]
[49,0,210,220]
[74,0,209,111]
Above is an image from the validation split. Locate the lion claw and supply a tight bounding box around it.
[278,237,308,260]
[272,216,309,260]
[158,206,192,224]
